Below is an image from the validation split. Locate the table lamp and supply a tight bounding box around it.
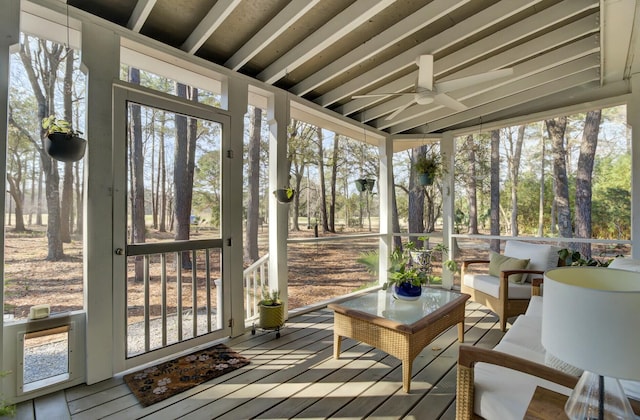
[542,267,640,420]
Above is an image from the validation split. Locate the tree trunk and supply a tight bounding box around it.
[245,107,261,263]
[20,37,65,260]
[60,48,75,243]
[490,130,501,252]
[7,174,26,232]
[75,162,83,234]
[159,118,167,232]
[575,110,601,257]
[128,68,146,279]
[391,180,402,249]
[546,117,573,238]
[317,129,329,232]
[464,135,479,234]
[44,158,64,260]
[292,168,303,231]
[174,84,198,269]
[509,125,525,237]
[29,150,37,225]
[37,155,43,226]
[537,122,545,237]
[408,147,426,240]
[329,133,339,233]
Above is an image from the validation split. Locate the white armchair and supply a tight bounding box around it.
[461,240,560,331]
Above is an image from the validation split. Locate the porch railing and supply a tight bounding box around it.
[243,253,270,323]
[125,239,223,357]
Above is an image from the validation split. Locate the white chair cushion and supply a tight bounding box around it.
[496,317,545,364]
[524,296,543,317]
[608,257,640,272]
[474,360,572,420]
[504,241,559,282]
[463,273,532,299]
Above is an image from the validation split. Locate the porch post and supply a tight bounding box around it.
[267,91,290,314]
[629,75,640,259]
[441,132,455,289]
[82,21,120,384]
[221,77,248,336]
[378,133,392,283]
[0,0,19,397]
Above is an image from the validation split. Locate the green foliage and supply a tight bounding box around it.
[0,370,15,417]
[356,251,379,275]
[557,248,612,267]
[259,288,281,306]
[283,187,295,199]
[414,152,441,176]
[41,115,82,137]
[385,245,429,288]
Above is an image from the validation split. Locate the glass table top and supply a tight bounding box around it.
[334,288,463,325]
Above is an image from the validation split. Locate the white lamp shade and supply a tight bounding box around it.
[542,267,640,381]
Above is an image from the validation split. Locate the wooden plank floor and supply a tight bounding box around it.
[4,302,505,420]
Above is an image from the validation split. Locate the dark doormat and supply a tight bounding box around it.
[123,343,250,407]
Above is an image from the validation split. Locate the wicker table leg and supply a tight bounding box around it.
[334,332,342,359]
[402,357,413,392]
[458,321,465,343]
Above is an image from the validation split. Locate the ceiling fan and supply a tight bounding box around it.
[353,55,514,120]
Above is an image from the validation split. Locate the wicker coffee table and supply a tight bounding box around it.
[328,288,469,392]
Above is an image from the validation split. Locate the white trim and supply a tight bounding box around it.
[1,0,21,402]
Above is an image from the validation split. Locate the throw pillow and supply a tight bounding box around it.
[545,352,583,376]
[489,252,530,283]
[503,241,559,282]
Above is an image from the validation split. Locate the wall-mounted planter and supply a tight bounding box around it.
[45,133,87,162]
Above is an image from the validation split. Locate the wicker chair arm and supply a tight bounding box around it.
[458,345,579,389]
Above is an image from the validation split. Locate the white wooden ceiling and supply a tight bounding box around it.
[66,0,640,135]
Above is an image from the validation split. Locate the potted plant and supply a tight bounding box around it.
[257,288,285,337]
[414,152,441,186]
[383,248,430,300]
[557,248,612,267]
[41,115,87,162]
[407,236,431,268]
[273,186,295,203]
[0,370,15,417]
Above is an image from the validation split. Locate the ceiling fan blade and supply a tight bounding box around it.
[433,93,467,112]
[434,68,513,92]
[416,55,433,90]
[352,92,414,99]
[385,98,415,121]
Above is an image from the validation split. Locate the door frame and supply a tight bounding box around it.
[112,83,232,373]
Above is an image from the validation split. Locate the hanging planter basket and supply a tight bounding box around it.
[365,178,375,191]
[45,133,87,162]
[273,188,295,203]
[355,178,375,192]
[418,172,434,186]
